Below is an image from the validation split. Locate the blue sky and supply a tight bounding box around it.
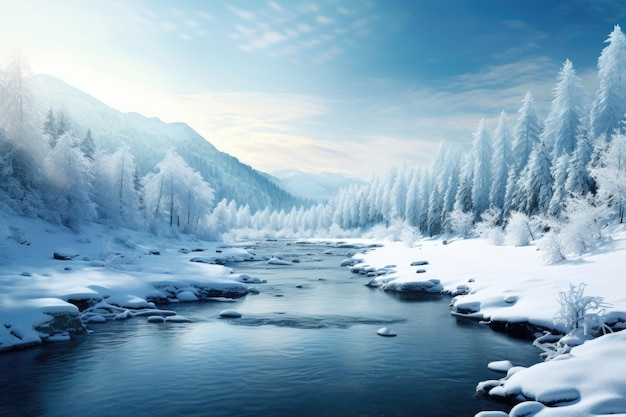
[2,1,626,178]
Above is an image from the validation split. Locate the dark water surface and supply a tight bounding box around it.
[0,241,540,417]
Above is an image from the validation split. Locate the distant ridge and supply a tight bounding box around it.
[271,169,365,201]
[35,74,303,212]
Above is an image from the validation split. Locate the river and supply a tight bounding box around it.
[0,240,540,417]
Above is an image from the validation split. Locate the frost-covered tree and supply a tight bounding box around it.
[548,155,569,217]
[470,119,492,219]
[144,150,215,231]
[0,53,46,190]
[512,91,542,175]
[591,133,626,222]
[590,25,626,140]
[108,146,140,225]
[565,132,594,197]
[505,211,536,246]
[389,167,408,220]
[44,133,95,230]
[405,168,422,228]
[540,59,587,160]
[519,143,553,215]
[81,129,96,161]
[447,209,474,238]
[490,111,513,212]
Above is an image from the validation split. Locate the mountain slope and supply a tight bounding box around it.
[35,74,302,212]
[271,169,365,201]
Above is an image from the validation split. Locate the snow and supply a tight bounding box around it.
[347,229,626,416]
[376,327,397,337]
[0,213,252,350]
[219,309,242,318]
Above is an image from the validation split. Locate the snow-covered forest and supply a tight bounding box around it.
[2,26,626,256]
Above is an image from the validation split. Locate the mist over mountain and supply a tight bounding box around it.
[35,74,302,212]
[271,169,365,201]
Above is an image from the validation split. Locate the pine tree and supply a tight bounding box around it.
[520,143,553,215]
[540,59,587,160]
[512,91,542,175]
[590,25,626,140]
[80,129,96,161]
[548,155,569,217]
[490,111,513,211]
[43,109,57,148]
[591,133,626,223]
[470,119,492,219]
[565,132,594,197]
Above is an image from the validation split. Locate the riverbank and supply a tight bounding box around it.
[347,229,626,416]
[0,214,256,351]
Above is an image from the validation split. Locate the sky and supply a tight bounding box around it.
[2,0,626,179]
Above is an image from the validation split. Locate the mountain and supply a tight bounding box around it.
[271,169,365,201]
[34,74,302,212]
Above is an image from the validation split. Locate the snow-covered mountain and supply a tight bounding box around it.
[35,74,302,212]
[271,169,365,201]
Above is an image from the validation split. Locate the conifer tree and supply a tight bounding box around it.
[591,25,626,140]
[540,59,587,160]
[470,119,492,219]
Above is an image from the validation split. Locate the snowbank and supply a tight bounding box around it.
[348,229,626,416]
[0,214,254,350]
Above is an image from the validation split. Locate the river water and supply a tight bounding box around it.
[0,240,540,417]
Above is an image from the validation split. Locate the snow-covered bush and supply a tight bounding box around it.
[505,211,535,246]
[447,209,474,238]
[539,195,612,263]
[539,230,568,264]
[365,219,420,244]
[474,207,504,245]
[534,282,612,360]
[554,282,611,334]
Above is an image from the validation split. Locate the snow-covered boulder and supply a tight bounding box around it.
[267,257,291,265]
[176,290,198,302]
[219,309,242,318]
[53,248,80,260]
[380,278,443,294]
[377,327,397,337]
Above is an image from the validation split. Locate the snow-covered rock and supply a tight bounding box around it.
[219,309,242,318]
[53,248,80,260]
[376,327,397,337]
[267,257,292,265]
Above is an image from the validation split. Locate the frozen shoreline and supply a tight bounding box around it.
[347,231,626,417]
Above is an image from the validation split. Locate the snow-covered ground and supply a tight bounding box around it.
[349,229,626,417]
[0,213,257,351]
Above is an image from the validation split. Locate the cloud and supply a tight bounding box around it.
[316,15,334,25]
[228,5,256,20]
[225,1,375,64]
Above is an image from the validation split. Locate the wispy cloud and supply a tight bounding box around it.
[226,1,378,64]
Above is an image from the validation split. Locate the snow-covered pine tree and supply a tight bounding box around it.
[512,91,542,175]
[520,143,553,215]
[540,59,587,160]
[81,129,96,161]
[565,131,594,197]
[548,155,569,217]
[490,111,513,214]
[470,119,492,219]
[591,133,626,223]
[590,25,626,141]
